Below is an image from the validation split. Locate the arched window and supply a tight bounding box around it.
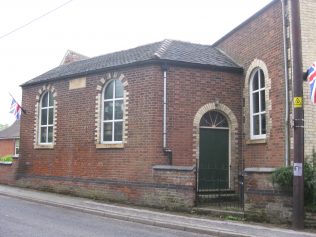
[102,80,124,143]
[250,68,266,139]
[200,111,228,128]
[39,92,54,144]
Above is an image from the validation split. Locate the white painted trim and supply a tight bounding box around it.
[244,167,277,173]
[245,59,271,142]
[14,139,20,157]
[101,79,124,144]
[249,68,267,140]
[38,91,55,145]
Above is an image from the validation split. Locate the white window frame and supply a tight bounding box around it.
[250,68,266,140]
[39,92,54,144]
[14,139,20,157]
[101,80,124,144]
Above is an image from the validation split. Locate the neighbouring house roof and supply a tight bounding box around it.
[0,120,20,140]
[21,39,242,87]
[60,50,89,65]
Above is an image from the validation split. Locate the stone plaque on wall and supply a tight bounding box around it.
[69,77,86,90]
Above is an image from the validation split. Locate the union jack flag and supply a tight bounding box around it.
[308,62,316,104]
[9,97,22,120]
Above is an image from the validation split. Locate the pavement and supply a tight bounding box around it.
[0,185,315,237]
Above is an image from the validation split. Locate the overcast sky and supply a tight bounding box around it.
[0,0,272,125]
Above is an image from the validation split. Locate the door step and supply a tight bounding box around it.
[193,206,244,219]
[198,190,240,203]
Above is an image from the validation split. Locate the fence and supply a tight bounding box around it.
[197,172,244,210]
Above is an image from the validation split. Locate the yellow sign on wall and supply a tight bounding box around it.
[294,97,303,108]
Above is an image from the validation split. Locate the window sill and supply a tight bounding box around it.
[0,161,13,165]
[34,144,54,149]
[246,139,267,145]
[244,167,276,173]
[96,143,124,149]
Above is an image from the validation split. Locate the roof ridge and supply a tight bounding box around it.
[153,39,173,58]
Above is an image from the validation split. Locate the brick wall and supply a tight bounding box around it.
[0,159,19,185]
[244,171,292,224]
[166,66,242,176]
[215,1,286,169]
[18,63,243,208]
[0,139,15,157]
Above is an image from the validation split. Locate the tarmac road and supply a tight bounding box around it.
[0,195,213,237]
[0,185,315,237]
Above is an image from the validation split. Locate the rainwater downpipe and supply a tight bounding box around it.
[162,63,172,165]
[281,0,290,166]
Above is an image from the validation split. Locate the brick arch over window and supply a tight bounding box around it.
[192,103,238,167]
[244,59,272,142]
[95,72,129,148]
[34,84,58,149]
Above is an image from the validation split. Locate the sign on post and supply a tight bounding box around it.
[293,163,303,177]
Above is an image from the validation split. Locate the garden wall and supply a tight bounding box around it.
[0,158,19,185]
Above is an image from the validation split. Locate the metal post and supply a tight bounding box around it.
[290,0,304,229]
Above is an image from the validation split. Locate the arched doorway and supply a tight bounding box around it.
[198,110,229,191]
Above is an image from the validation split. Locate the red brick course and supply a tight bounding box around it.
[0,139,15,157]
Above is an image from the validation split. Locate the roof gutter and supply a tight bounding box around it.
[21,59,243,88]
[0,137,20,140]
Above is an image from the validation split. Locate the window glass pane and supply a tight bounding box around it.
[42,93,48,107]
[15,139,20,155]
[48,108,54,125]
[104,101,113,120]
[115,80,123,98]
[252,92,259,113]
[41,109,47,125]
[40,127,47,143]
[48,126,53,143]
[261,114,266,134]
[252,71,259,90]
[103,122,112,141]
[104,81,114,99]
[114,122,123,141]
[260,90,266,111]
[260,70,265,88]
[48,93,54,106]
[199,111,228,128]
[253,115,260,135]
[115,100,123,119]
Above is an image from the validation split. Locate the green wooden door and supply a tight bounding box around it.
[198,128,229,190]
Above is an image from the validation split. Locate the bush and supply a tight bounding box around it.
[272,166,293,191]
[272,162,316,206]
[0,155,13,163]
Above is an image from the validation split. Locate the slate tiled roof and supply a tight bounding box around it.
[0,121,20,139]
[22,39,241,86]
